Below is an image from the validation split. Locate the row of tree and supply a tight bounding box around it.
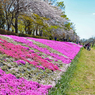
[81,37,95,46]
[0,0,79,41]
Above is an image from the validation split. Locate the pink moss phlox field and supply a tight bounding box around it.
[27,38,82,60]
[0,69,52,95]
[0,35,82,94]
[2,35,71,64]
[0,38,60,71]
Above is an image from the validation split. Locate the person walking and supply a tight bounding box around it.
[84,43,88,49]
[92,42,94,47]
[54,36,57,41]
[87,43,91,51]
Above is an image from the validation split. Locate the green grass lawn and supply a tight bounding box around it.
[49,47,95,95]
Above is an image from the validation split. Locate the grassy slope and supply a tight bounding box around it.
[65,48,95,95]
[49,48,95,95]
[48,48,82,95]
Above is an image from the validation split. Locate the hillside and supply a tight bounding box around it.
[0,34,82,94]
[64,48,95,95]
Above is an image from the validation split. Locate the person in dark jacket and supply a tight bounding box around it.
[84,43,88,49]
[54,36,57,41]
[92,42,94,47]
[84,43,91,50]
[86,43,91,51]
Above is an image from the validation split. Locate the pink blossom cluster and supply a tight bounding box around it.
[3,35,71,64]
[14,60,26,65]
[0,69,52,95]
[0,38,60,71]
[28,38,82,60]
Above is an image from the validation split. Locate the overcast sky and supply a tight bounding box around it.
[57,0,95,39]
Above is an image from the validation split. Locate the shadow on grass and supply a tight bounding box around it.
[48,48,83,95]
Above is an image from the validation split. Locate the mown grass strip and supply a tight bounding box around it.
[64,48,95,95]
[48,48,82,95]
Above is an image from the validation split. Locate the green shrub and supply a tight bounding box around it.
[6,71,11,74]
[16,75,20,79]
[32,35,49,40]
[11,70,17,75]
[0,28,49,40]
[1,65,8,71]
[0,29,18,35]
[18,33,30,37]
[45,68,52,73]
[49,35,53,40]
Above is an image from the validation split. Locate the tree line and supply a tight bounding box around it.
[0,0,79,41]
